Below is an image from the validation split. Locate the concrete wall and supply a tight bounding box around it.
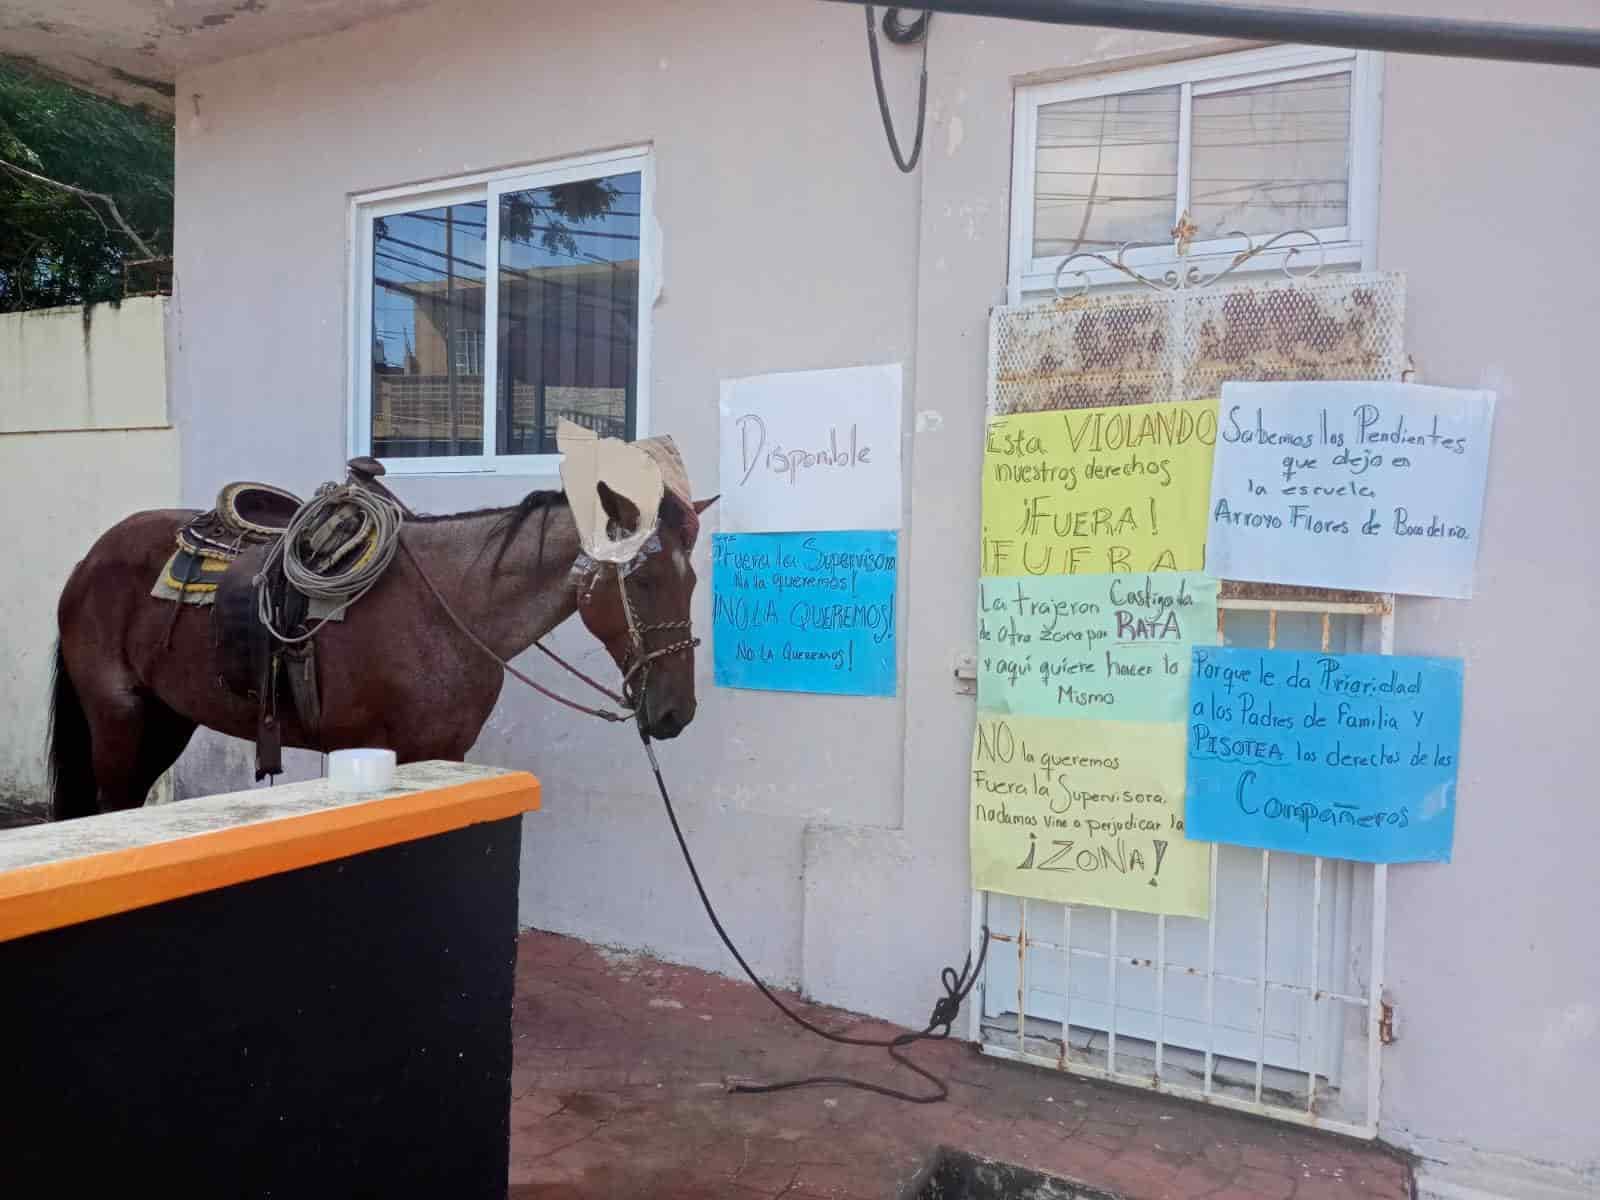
[0,299,180,808]
[170,1,1599,1185]
[0,298,169,434]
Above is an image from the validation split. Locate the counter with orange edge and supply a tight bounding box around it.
[0,760,540,1198]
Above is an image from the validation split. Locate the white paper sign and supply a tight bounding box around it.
[718,363,903,533]
[1207,381,1495,598]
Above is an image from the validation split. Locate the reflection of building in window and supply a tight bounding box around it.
[371,260,635,456]
[367,169,643,460]
[499,257,636,454]
[370,200,488,457]
[454,328,485,376]
[372,272,486,456]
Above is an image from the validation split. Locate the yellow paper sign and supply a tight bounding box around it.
[970,713,1210,917]
[981,400,1218,577]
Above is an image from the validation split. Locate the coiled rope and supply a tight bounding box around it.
[257,483,406,644]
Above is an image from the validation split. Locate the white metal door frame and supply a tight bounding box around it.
[970,596,1393,1139]
[976,269,1407,1137]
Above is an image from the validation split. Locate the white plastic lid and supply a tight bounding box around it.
[327,748,396,793]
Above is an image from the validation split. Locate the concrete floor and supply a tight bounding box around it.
[508,931,1413,1199]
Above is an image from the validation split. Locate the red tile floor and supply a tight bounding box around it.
[509,931,1412,1199]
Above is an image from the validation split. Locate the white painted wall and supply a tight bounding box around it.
[1,299,169,433]
[0,299,179,808]
[170,0,1599,1186]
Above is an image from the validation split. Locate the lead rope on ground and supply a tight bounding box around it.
[396,533,990,1102]
[639,727,991,1104]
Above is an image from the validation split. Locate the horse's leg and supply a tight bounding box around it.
[78,680,193,813]
[130,696,197,807]
[79,681,151,813]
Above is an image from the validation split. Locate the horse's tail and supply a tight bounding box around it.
[48,642,97,821]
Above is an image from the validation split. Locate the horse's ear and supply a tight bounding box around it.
[693,495,720,515]
[597,481,642,534]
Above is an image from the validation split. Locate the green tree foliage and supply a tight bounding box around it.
[0,62,173,312]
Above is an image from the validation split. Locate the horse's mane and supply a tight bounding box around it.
[409,487,693,575]
[406,490,569,574]
[405,489,568,527]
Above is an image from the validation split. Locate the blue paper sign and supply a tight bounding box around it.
[1185,647,1462,863]
[977,572,1217,723]
[712,531,897,696]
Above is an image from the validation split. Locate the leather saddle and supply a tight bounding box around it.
[192,457,410,781]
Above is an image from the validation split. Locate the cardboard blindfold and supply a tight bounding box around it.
[557,418,692,563]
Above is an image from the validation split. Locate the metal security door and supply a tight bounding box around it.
[975,597,1392,1136]
[974,270,1406,1136]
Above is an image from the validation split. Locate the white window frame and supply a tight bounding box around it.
[348,145,655,477]
[1008,45,1382,304]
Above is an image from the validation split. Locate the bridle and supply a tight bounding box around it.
[616,584,699,709]
[582,547,700,714]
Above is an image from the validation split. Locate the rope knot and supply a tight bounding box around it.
[922,933,989,1040]
[926,998,960,1037]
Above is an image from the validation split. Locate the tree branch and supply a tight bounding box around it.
[11,235,44,299]
[0,155,155,258]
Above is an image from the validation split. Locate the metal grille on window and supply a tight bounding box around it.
[975,271,1405,1137]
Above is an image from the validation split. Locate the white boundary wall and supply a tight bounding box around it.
[0,299,179,809]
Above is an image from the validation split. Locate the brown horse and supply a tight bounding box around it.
[48,484,712,820]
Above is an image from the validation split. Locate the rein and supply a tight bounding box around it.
[397,530,701,723]
[398,539,633,723]
[405,523,988,1106]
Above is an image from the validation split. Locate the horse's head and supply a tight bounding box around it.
[575,484,716,740]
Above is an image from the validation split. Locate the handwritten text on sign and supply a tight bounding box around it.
[1185,647,1462,863]
[981,400,1217,576]
[718,363,903,533]
[712,531,897,696]
[1207,381,1495,598]
[977,572,1217,722]
[971,714,1209,916]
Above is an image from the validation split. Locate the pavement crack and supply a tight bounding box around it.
[529,1122,606,1163]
